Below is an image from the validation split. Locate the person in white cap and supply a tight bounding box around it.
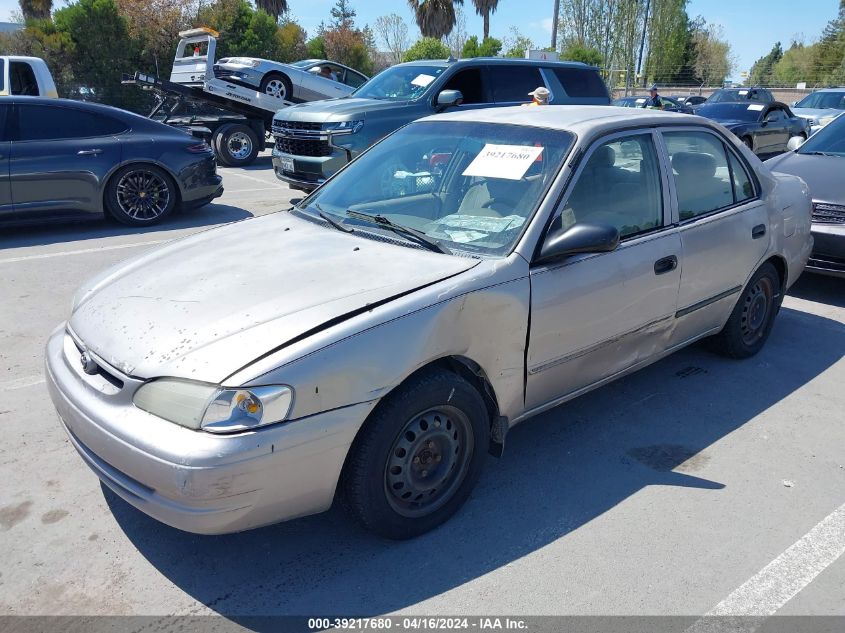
[524,86,550,106]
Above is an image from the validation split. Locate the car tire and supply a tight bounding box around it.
[104,164,177,226]
[710,262,781,359]
[213,123,260,167]
[341,369,490,540]
[259,72,292,101]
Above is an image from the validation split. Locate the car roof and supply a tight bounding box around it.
[422,104,713,136]
[810,87,845,93]
[397,58,595,70]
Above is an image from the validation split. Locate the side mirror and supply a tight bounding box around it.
[787,136,805,151]
[535,223,620,265]
[436,89,463,110]
[791,100,798,107]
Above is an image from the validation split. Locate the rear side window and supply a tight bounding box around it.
[344,70,367,89]
[0,59,5,92]
[10,61,38,96]
[488,66,545,103]
[728,151,755,202]
[552,67,608,98]
[17,105,129,141]
[664,131,735,220]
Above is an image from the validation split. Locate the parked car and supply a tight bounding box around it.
[0,56,57,98]
[672,94,707,107]
[705,87,775,104]
[0,97,222,227]
[612,95,694,113]
[271,58,611,192]
[47,106,812,539]
[790,88,845,134]
[766,112,845,277]
[695,101,810,155]
[212,57,369,101]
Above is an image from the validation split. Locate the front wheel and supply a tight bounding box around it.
[710,262,781,359]
[105,164,176,226]
[341,369,489,539]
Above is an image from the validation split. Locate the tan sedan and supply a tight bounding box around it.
[47,106,813,539]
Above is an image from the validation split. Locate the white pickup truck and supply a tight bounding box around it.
[0,56,58,98]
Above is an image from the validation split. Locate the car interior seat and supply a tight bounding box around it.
[672,151,732,219]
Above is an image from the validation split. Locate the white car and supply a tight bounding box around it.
[212,57,369,102]
[791,88,845,134]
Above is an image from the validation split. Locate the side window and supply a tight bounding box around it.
[344,70,367,89]
[442,68,486,104]
[0,59,5,92]
[0,104,9,142]
[10,61,38,96]
[560,133,663,239]
[766,108,786,121]
[728,151,755,203]
[664,131,734,220]
[488,66,544,103]
[552,67,608,98]
[17,105,128,141]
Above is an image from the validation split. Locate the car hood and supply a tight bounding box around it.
[706,118,749,128]
[69,212,479,383]
[765,152,845,205]
[275,97,411,122]
[792,107,840,119]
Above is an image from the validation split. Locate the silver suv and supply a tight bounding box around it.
[271,58,611,191]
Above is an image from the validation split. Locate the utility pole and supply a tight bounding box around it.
[551,0,560,50]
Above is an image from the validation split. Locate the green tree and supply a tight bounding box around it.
[561,43,602,66]
[502,26,533,58]
[329,0,356,29]
[471,0,499,41]
[19,0,52,21]
[255,0,287,22]
[748,42,783,86]
[771,42,817,86]
[307,35,326,58]
[402,37,451,61]
[461,35,500,58]
[814,0,845,85]
[407,0,462,39]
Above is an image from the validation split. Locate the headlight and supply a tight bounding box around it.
[133,378,293,434]
[325,120,363,134]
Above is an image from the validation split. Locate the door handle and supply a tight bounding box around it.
[654,255,678,275]
[752,224,766,239]
[77,149,103,156]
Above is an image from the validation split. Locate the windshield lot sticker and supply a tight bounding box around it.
[748,104,765,111]
[411,73,436,88]
[462,144,544,180]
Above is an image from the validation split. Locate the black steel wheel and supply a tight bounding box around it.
[105,164,176,226]
[710,262,781,359]
[341,369,489,539]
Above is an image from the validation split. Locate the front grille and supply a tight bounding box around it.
[272,120,332,157]
[812,202,845,225]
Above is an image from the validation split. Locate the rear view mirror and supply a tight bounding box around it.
[436,89,463,110]
[787,136,805,151]
[535,223,619,264]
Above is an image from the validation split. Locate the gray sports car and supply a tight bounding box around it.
[766,112,845,277]
[212,57,369,102]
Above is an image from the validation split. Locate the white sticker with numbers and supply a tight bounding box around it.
[462,144,544,180]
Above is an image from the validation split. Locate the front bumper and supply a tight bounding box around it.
[271,147,348,192]
[45,326,376,534]
[808,224,845,278]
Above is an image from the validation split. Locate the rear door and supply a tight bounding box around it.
[8,103,125,220]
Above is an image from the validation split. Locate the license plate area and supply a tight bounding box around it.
[279,156,294,172]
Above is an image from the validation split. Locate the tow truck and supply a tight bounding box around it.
[122,28,293,167]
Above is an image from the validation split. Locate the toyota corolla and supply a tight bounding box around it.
[46,107,812,539]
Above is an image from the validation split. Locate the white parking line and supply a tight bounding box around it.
[686,502,845,632]
[224,171,285,187]
[0,240,166,264]
[1,375,46,390]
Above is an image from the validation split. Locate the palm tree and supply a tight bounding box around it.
[19,0,52,21]
[256,0,288,22]
[407,0,462,40]
[472,0,499,40]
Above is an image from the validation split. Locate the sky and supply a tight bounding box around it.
[0,0,839,80]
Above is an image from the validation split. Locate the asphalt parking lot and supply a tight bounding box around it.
[1,155,843,624]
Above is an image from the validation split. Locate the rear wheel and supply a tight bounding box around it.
[341,369,489,539]
[259,72,292,100]
[710,262,781,359]
[105,164,176,226]
[213,123,260,167]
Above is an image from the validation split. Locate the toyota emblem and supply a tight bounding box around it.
[79,351,98,375]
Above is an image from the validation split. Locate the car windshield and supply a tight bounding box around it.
[707,89,756,103]
[697,103,764,121]
[301,120,575,256]
[352,65,446,100]
[795,91,845,109]
[291,59,322,68]
[797,112,845,156]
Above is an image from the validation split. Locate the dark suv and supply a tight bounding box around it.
[271,58,610,191]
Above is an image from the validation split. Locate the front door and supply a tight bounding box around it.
[526,131,682,411]
[8,103,124,220]
[0,103,12,219]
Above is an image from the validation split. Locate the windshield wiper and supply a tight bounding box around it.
[346,210,451,254]
[802,151,841,157]
[315,203,354,233]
